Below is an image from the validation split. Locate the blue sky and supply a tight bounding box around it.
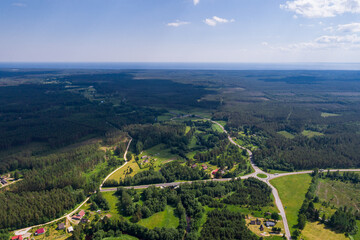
[1,0,360,63]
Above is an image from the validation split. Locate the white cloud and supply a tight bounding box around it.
[167,20,190,27]
[204,16,235,26]
[274,34,360,51]
[293,15,298,19]
[326,22,360,32]
[12,2,26,7]
[261,42,269,46]
[280,0,360,18]
[193,0,200,5]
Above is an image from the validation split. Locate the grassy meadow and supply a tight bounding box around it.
[270,174,312,233]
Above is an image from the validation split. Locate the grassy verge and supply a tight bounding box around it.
[257,173,268,179]
[270,174,312,233]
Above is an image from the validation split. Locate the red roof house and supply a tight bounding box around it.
[35,228,45,235]
[212,169,219,174]
[73,210,86,220]
[79,210,85,217]
[11,236,23,240]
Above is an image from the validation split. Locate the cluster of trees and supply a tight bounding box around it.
[90,192,110,211]
[297,171,321,232]
[328,207,358,235]
[77,216,183,240]
[200,209,258,240]
[125,123,189,156]
[118,162,210,186]
[222,178,272,208]
[324,170,360,184]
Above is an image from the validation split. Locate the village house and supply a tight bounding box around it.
[202,164,208,170]
[260,225,264,231]
[81,218,88,224]
[34,228,45,236]
[67,226,74,233]
[72,210,85,220]
[256,218,261,225]
[265,221,276,227]
[57,223,65,230]
[11,235,23,240]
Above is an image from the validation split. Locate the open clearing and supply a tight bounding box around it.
[108,158,140,182]
[277,131,295,139]
[302,130,324,138]
[270,174,312,233]
[138,205,179,229]
[321,112,340,118]
[102,191,121,219]
[301,221,347,240]
[316,178,360,211]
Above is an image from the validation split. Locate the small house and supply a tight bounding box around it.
[265,221,276,227]
[11,236,23,240]
[68,226,74,233]
[255,219,261,225]
[191,164,197,168]
[81,218,88,224]
[212,169,219,175]
[202,165,208,170]
[250,220,256,225]
[259,225,264,231]
[57,223,65,230]
[34,228,45,236]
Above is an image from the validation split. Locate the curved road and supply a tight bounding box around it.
[14,137,133,236]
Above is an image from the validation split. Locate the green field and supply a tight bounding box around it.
[257,173,268,178]
[277,130,295,139]
[316,178,360,210]
[321,112,340,118]
[270,174,312,233]
[302,130,324,138]
[211,123,223,132]
[108,159,141,182]
[102,191,121,219]
[301,221,348,240]
[138,205,179,229]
